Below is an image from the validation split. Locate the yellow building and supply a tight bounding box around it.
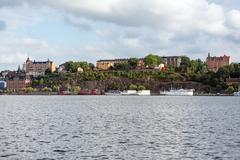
[96,59,129,70]
[23,58,56,76]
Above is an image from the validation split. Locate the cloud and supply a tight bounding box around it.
[227,10,240,28]
[1,0,240,68]
[0,31,61,70]
[64,15,92,31]
[0,20,6,30]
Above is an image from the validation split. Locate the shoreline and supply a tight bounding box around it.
[0,93,236,97]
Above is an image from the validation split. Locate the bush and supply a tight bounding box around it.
[25,87,38,93]
[42,87,52,92]
[138,85,146,90]
[52,85,60,92]
[71,86,81,94]
[129,84,138,90]
[227,86,234,94]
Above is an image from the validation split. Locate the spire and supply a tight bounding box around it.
[208,52,211,58]
[17,65,21,73]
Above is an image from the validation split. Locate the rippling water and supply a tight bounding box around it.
[0,96,240,160]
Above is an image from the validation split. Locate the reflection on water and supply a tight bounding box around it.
[0,96,240,159]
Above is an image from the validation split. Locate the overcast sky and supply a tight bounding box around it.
[0,0,240,70]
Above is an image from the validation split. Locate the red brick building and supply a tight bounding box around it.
[206,53,231,72]
[7,78,32,91]
[226,78,240,85]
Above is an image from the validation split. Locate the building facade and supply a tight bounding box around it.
[226,78,240,85]
[206,53,231,72]
[96,58,146,70]
[161,56,182,67]
[96,59,129,70]
[7,78,32,91]
[96,56,182,70]
[23,58,56,76]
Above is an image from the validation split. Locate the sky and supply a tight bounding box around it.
[0,0,240,70]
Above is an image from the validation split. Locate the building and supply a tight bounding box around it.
[96,56,182,70]
[206,53,231,72]
[7,77,32,91]
[23,58,56,76]
[96,58,146,70]
[161,56,182,67]
[96,59,129,70]
[226,77,240,86]
[226,78,240,90]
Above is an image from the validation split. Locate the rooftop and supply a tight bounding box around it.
[97,58,144,62]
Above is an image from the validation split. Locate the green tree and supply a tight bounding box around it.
[45,68,52,75]
[114,63,130,70]
[129,84,138,90]
[128,58,138,69]
[138,85,146,91]
[52,85,60,92]
[42,87,52,92]
[144,54,161,68]
[25,87,37,93]
[227,86,234,94]
[39,78,44,85]
[180,56,191,72]
[71,86,81,94]
[65,61,94,72]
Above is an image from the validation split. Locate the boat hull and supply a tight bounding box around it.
[136,90,151,96]
[160,89,194,96]
[233,92,240,96]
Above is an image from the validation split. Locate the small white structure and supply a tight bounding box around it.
[160,89,194,96]
[120,90,151,96]
[77,67,84,73]
[154,64,165,70]
[233,91,240,96]
[136,90,151,96]
[121,90,137,95]
[104,90,121,96]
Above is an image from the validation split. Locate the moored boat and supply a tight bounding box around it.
[233,91,240,96]
[120,90,137,95]
[79,89,101,95]
[91,89,101,95]
[160,89,194,96]
[79,89,91,95]
[104,90,121,96]
[136,90,151,96]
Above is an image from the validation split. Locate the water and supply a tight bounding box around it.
[0,96,240,160]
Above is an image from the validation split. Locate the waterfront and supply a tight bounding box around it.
[0,96,240,159]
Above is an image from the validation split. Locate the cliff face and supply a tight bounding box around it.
[77,78,211,93]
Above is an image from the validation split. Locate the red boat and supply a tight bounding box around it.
[79,89,92,95]
[91,89,101,95]
[78,89,101,95]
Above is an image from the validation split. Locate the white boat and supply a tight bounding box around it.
[233,91,240,96]
[160,89,194,96]
[104,90,121,96]
[120,90,137,95]
[136,90,151,96]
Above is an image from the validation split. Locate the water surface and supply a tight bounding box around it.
[0,96,240,160]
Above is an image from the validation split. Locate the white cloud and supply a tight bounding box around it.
[0,20,6,30]
[0,31,61,70]
[1,0,240,69]
[227,10,240,28]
